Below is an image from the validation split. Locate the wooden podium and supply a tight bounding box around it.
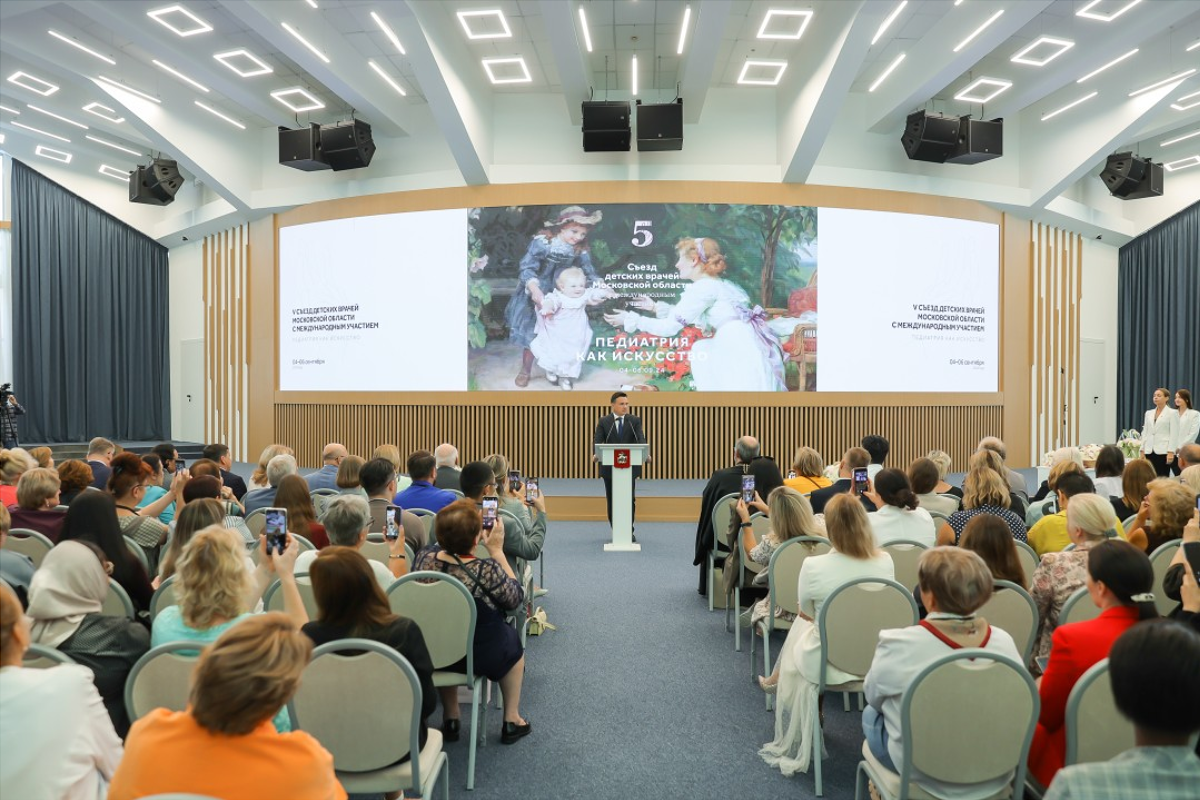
[595,443,648,552]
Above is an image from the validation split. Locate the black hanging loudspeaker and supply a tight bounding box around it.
[129,158,183,206]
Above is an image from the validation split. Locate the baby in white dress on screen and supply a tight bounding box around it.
[530,267,613,390]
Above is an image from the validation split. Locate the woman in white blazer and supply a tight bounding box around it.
[1140,387,1178,476]
[1172,388,1200,475]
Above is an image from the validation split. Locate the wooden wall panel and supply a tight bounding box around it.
[201,223,249,459]
[1029,222,1083,464]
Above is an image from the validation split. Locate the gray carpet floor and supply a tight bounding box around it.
[354,521,862,800]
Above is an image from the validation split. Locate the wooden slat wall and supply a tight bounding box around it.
[276,403,1002,479]
[202,224,250,460]
[1030,222,1082,464]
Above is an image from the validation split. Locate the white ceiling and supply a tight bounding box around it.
[1,0,1197,246]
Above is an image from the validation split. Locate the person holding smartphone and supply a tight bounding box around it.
[293,496,407,587]
[807,447,876,515]
[472,459,547,587]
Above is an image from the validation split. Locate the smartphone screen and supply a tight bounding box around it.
[385,505,400,541]
[1184,541,1200,582]
[852,467,870,496]
[787,470,797,480]
[176,457,187,469]
[742,475,755,504]
[482,496,499,531]
[508,470,520,493]
[526,477,538,502]
[264,507,288,555]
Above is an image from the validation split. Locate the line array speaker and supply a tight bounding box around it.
[1099,153,1163,199]
[321,119,376,171]
[582,100,631,152]
[129,158,183,206]
[278,123,330,171]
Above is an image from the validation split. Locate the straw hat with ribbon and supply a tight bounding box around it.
[544,206,602,227]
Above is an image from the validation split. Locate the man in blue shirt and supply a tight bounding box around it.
[394,450,456,512]
[304,442,347,492]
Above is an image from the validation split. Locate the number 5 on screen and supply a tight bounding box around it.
[632,220,653,247]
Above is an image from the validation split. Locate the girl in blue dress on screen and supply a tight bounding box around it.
[505,206,607,387]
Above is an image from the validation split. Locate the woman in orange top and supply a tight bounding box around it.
[782,447,832,494]
[107,613,346,800]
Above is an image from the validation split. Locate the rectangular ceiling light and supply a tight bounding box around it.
[1171,90,1200,111]
[757,9,813,41]
[631,55,638,96]
[737,60,788,86]
[12,121,71,142]
[1011,36,1074,67]
[305,0,318,7]
[1129,69,1197,98]
[47,30,116,64]
[869,53,906,92]
[1161,129,1200,147]
[0,103,20,114]
[1188,40,1200,53]
[1076,48,1137,82]
[954,9,1003,53]
[214,49,273,78]
[194,100,246,129]
[369,11,406,55]
[1076,0,1143,23]
[578,8,593,53]
[677,6,691,55]
[35,144,72,163]
[482,57,531,85]
[7,70,60,96]
[282,22,331,64]
[1040,91,1097,121]
[83,102,124,124]
[872,2,908,47]
[457,9,512,40]
[85,134,142,155]
[270,87,324,112]
[152,59,210,92]
[368,60,407,96]
[1164,154,1200,172]
[146,5,213,37]
[27,104,89,129]
[99,164,130,181]
[954,76,1012,103]
[96,75,161,103]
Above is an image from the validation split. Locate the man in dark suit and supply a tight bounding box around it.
[809,446,875,514]
[593,391,647,530]
[203,443,249,501]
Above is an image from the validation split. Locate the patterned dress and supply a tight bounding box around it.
[1030,543,1096,668]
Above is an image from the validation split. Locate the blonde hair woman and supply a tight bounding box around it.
[1127,479,1197,553]
[925,450,962,498]
[936,466,1027,546]
[0,448,33,507]
[249,444,294,491]
[371,444,411,492]
[8,468,65,541]
[759,493,894,776]
[784,447,831,494]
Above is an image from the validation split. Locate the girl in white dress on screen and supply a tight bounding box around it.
[1171,389,1199,476]
[604,237,804,392]
[529,267,614,391]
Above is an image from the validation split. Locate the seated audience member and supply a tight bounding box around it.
[733,486,823,629]
[485,453,531,521]
[107,614,346,800]
[373,444,413,492]
[243,453,298,514]
[915,514,1027,619]
[861,435,889,480]
[28,446,53,470]
[1174,443,1200,478]
[694,435,785,594]
[434,443,462,491]
[274,474,330,549]
[1174,529,1200,631]
[248,443,294,491]
[108,453,176,555]
[783,447,832,494]
[926,450,963,498]
[909,457,961,517]
[60,492,155,614]
[295,495,406,587]
[304,442,348,492]
[135,454,175,524]
[85,437,116,490]
[302,546,435,744]
[1044,621,1200,800]
[863,548,1021,798]
[0,581,122,799]
[413,500,529,744]
[971,449,1028,517]
[26,541,150,735]
[150,444,182,490]
[360,457,426,552]
[158,498,227,582]
[1179,464,1200,495]
[395,450,457,513]
[807,446,875,515]
[183,464,247,522]
[0,506,35,607]
[1091,444,1126,499]
[335,454,366,497]
[936,465,1027,546]
[979,435,1029,496]
[1110,457,1157,524]
[1033,447,1085,502]
[1029,460,1086,528]
[202,442,248,500]
[1029,494,1120,666]
[56,459,94,506]
[7,468,66,542]
[1127,478,1195,553]
[1029,472,1126,557]
[463,460,546,582]
[759,493,894,774]
[0,447,32,506]
[865,468,935,546]
[1029,540,1158,787]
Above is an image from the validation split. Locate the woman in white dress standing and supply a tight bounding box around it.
[604,237,799,392]
[1140,387,1178,477]
[1170,389,1199,476]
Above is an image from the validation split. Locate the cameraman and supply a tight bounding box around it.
[0,385,24,449]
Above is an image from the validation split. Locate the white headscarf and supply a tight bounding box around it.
[26,540,108,648]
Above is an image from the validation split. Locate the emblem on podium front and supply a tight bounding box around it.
[615,449,630,469]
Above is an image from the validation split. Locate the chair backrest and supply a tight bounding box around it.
[742,513,771,576]
[937,493,963,511]
[22,643,77,669]
[99,578,137,619]
[406,508,437,540]
[767,537,831,618]
[497,508,526,536]
[978,580,1039,663]
[1147,539,1182,617]
[711,492,739,551]
[310,488,339,497]
[3,528,54,567]
[1060,586,1102,626]
[125,536,151,572]
[1013,540,1039,588]
[291,639,426,782]
[263,574,320,619]
[1121,514,1137,532]
[1065,658,1136,766]
[291,533,316,552]
[150,575,179,621]
[124,641,205,722]
[902,649,1038,790]
[244,509,267,536]
[359,535,391,567]
[449,488,466,498]
[819,578,918,684]
[387,571,476,675]
[881,540,929,591]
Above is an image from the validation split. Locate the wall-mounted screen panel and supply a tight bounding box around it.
[279,203,998,392]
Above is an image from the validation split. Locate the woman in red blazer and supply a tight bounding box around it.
[1029,540,1157,787]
